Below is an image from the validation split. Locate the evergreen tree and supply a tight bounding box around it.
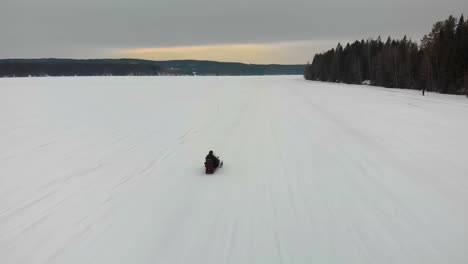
[304,14,468,95]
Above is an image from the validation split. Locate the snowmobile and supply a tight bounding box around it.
[204,156,223,174]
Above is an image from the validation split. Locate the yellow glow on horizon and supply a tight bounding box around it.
[113,44,275,64]
[110,41,337,64]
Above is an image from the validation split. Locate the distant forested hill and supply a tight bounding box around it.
[0,59,304,77]
[304,15,468,95]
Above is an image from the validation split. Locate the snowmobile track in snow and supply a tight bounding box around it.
[1,76,468,264]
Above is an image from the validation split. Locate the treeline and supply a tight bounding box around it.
[0,59,305,77]
[154,60,304,75]
[0,60,161,77]
[304,15,468,95]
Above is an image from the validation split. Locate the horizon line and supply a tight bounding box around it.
[0,57,306,66]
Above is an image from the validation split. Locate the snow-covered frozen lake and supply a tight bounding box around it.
[1,76,468,264]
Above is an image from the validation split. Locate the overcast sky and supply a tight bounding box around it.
[1,0,467,63]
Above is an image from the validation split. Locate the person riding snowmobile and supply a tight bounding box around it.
[205,150,220,167]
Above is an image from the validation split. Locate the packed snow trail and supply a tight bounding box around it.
[1,76,468,264]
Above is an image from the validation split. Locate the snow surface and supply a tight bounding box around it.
[1,76,468,264]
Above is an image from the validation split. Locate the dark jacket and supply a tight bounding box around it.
[205,153,219,166]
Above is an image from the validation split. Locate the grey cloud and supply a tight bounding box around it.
[1,0,467,58]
